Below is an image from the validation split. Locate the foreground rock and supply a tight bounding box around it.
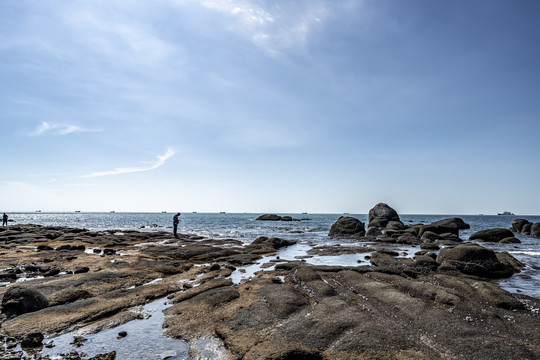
[436,243,522,278]
[1,223,538,360]
[163,263,540,360]
[0,224,248,342]
[1,286,49,318]
[328,216,365,239]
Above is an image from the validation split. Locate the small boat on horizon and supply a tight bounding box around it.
[161,211,167,213]
[497,211,515,216]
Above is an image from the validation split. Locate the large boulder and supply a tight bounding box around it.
[469,228,516,242]
[510,219,540,238]
[436,243,515,278]
[1,286,49,317]
[328,216,365,239]
[521,223,532,235]
[368,203,400,228]
[511,219,530,233]
[418,217,470,237]
[531,223,540,238]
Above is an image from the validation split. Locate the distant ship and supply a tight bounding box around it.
[110,211,115,213]
[497,211,515,216]
[75,210,81,213]
[36,210,41,212]
[161,211,167,213]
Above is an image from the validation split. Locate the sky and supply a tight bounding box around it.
[1,0,539,215]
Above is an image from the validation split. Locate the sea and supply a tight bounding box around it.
[6,212,540,359]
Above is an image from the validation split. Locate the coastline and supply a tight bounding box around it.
[0,212,539,359]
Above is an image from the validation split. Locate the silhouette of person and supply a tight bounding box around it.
[173,213,181,238]
[2,213,7,227]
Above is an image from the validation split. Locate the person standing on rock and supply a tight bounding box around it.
[173,213,181,238]
[2,213,7,227]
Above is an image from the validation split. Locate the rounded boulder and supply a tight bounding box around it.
[1,286,49,317]
[328,216,365,239]
[436,243,513,278]
[511,219,530,233]
[368,203,400,228]
[469,228,515,242]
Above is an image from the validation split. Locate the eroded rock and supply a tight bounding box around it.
[470,228,517,242]
[1,286,49,317]
[328,216,365,239]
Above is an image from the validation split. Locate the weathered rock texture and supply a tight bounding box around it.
[0,223,538,360]
[163,264,540,360]
[368,203,401,228]
[1,286,49,318]
[328,216,365,239]
[512,219,540,237]
[436,243,521,278]
[470,228,518,243]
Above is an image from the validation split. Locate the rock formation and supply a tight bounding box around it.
[328,216,365,239]
[368,203,401,228]
[512,219,540,237]
[436,243,521,278]
[256,214,300,221]
[470,228,518,242]
[0,220,537,360]
[1,286,49,318]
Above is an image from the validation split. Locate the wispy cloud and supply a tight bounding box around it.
[182,0,329,57]
[62,8,173,66]
[82,147,175,178]
[29,121,103,136]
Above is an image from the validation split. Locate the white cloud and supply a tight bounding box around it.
[182,0,329,57]
[29,121,103,136]
[82,147,176,178]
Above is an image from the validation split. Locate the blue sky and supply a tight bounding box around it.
[1,0,539,214]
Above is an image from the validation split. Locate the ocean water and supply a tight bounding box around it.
[7,212,540,298]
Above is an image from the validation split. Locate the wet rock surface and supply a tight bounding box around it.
[0,221,539,359]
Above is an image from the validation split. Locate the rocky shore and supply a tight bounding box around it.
[1,205,539,359]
